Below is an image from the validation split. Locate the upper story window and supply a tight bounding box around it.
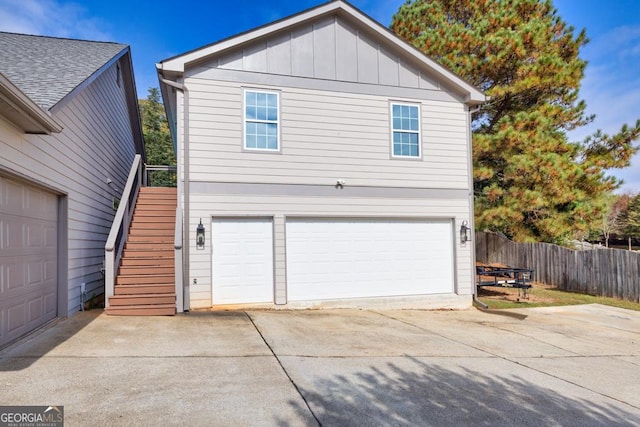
[391,103,421,158]
[244,90,279,151]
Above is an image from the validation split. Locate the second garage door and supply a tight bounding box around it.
[286,218,454,301]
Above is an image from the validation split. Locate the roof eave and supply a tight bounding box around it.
[0,73,63,134]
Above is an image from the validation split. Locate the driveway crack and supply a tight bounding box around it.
[244,311,322,426]
[374,310,640,411]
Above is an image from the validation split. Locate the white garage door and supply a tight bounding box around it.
[211,218,274,304]
[0,175,58,348]
[286,218,453,301]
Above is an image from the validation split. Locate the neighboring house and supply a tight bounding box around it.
[0,32,144,346]
[157,0,484,312]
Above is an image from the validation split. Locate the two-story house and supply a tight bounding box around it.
[157,0,484,311]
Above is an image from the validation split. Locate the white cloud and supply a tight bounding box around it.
[571,24,640,192]
[0,0,110,40]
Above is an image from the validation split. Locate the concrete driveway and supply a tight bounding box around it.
[1,304,639,426]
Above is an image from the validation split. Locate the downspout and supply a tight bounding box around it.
[466,104,488,310]
[160,76,190,312]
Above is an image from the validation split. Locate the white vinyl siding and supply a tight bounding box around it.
[244,89,279,151]
[391,103,421,158]
[0,60,138,316]
[185,78,469,188]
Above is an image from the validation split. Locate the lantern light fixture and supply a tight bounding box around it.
[460,220,471,244]
[196,219,205,250]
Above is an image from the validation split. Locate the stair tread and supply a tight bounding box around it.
[117,273,174,277]
[110,295,176,301]
[106,304,175,309]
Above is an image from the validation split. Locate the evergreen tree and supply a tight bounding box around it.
[139,87,176,186]
[392,0,640,243]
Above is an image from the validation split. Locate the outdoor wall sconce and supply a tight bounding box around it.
[460,220,472,244]
[196,219,205,250]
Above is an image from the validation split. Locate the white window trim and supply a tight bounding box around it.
[390,102,422,159]
[243,89,281,152]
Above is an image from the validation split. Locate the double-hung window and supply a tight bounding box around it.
[244,90,279,151]
[391,103,421,158]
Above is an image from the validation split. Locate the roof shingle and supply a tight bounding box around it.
[0,32,127,110]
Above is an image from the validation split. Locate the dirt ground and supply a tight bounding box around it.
[477,282,556,303]
[476,262,555,303]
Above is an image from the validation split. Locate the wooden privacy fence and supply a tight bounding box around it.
[475,232,640,303]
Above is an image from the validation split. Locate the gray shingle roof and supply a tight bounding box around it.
[0,32,127,110]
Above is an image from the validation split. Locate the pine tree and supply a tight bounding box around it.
[392,0,640,243]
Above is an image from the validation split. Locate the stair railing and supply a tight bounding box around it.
[105,154,142,307]
[144,164,177,187]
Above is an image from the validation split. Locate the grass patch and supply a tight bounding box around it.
[477,284,640,311]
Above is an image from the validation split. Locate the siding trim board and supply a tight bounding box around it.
[190,182,469,199]
[187,68,459,104]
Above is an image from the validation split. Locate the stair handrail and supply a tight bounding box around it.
[105,154,143,307]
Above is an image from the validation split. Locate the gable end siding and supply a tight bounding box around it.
[196,16,443,95]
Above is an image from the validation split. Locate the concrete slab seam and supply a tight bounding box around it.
[244,311,322,426]
[373,310,640,412]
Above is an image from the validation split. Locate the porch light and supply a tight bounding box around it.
[460,220,471,244]
[196,219,205,250]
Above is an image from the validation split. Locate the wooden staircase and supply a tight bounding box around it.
[106,187,177,316]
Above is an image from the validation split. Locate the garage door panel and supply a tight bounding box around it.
[212,218,274,304]
[0,176,58,347]
[6,262,26,290]
[7,301,26,333]
[5,218,24,249]
[28,297,43,322]
[27,223,45,247]
[286,219,454,301]
[27,260,44,285]
[1,179,22,213]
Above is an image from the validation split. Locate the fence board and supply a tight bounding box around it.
[476,232,640,303]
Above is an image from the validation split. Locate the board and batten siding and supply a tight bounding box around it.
[0,60,138,315]
[184,77,469,189]
[198,15,442,92]
[186,192,473,309]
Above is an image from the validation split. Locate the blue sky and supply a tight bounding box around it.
[1,0,639,191]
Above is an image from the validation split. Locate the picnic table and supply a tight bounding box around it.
[476,265,534,299]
